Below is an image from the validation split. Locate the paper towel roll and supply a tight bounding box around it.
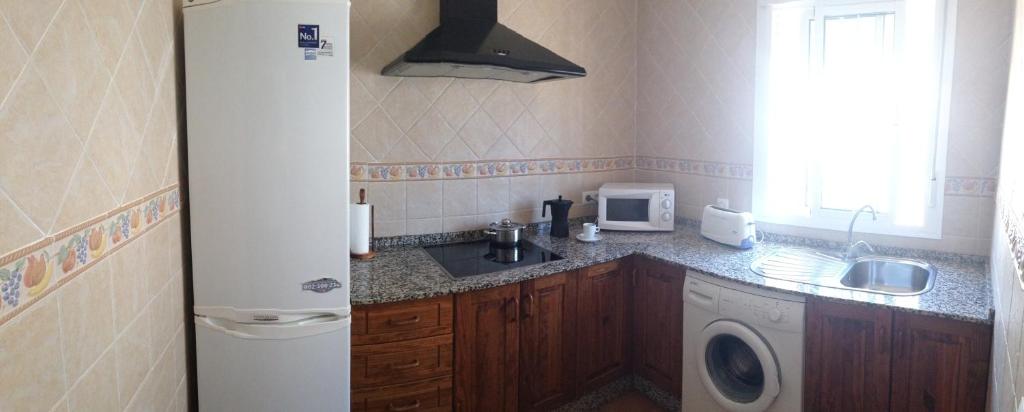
[350,203,371,255]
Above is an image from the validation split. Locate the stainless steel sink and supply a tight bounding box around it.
[750,249,936,296]
[839,258,935,295]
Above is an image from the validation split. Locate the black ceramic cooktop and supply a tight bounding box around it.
[423,240,564,278]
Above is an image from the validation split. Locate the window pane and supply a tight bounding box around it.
[817,12,898,212]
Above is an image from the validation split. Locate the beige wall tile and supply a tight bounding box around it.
[442,179,477,217]
[143,220,171,296]
[0,67,83,232]
[0,189,42,253]
[135,0,173,79]
[0,0,62,52]
[78,0,137,71]
[126,322,181,412]
[168,376,188,412]
[162,139,180,186]
[58,261,116,384]
[510,175,542,212]
[113,34,156,135]
[406,180,443,219]
[52,157,118,233]
[407,109,456,159]
[0,2,185,411]
[148,273,183,358]
[353,108,403,161]
[349,0,637,167]
[0,296,66,411]
[122,152,160,202]
[115,313,152,408]
[86,88,141,199]
[167,214,183,280]
[67,350,118,412]
[368,182,406,221]
[407,217,442,235]
[375,220,405,237]
[477,177,510,215]
[109,236,148,332]
[443,215,478,232]
[32,0,110,138]
[0,16,26,105]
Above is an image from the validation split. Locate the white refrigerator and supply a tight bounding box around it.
[183,0,350,410]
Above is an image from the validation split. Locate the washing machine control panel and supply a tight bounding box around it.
[717,287,804,333]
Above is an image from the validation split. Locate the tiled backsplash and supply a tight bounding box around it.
[0,0,188,410]
[349,0,638,235]
[634,0,1014,256]
[353,169,634,237]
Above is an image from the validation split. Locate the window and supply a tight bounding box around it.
[753,0,957,238]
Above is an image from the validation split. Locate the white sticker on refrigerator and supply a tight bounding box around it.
[317,37,334,57]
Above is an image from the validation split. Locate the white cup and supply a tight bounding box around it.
[582,223,600,239]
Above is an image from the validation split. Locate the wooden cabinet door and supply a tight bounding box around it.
[633,258,684,396]
[890,312,991,412]
[577,260,631,393]
[804,298,893,412]
[454,284,520,412]
[519,271,578,411]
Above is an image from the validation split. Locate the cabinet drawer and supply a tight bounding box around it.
[580,260,621,277]
[352,376,453,412]
[353,335,454,388]
[353,296,454,345]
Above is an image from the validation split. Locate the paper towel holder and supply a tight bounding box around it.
[351,188,377,261]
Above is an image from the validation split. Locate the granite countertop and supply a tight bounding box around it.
[351,223,993,324]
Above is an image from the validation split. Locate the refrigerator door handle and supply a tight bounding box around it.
[196,313,350,340]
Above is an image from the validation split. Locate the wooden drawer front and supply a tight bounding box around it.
[352,376,453,412]
[353,296,454,345]
[353,335,454,388]
[581,260,620,277]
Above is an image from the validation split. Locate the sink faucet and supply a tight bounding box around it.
[844,205,877,260]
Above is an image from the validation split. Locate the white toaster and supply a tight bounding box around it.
[700,205,756,249]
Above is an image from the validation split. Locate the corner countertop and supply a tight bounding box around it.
[350,223,993,324]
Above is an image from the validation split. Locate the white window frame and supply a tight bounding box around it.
[753,0,958,239]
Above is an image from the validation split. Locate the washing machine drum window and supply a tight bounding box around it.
[698,320,782,412]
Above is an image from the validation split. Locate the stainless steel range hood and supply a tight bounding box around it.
[381,0,586,83]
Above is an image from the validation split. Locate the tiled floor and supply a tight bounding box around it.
[598,391,669,412]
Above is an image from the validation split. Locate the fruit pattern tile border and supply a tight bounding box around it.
[349,156,636,182]
[639,156,997,198]
[945,176,999,198]
[637,156,754,180]
[1002,202,1024,283]
[0,185,182,327]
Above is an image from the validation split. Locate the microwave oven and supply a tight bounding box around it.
[598,183,675,231]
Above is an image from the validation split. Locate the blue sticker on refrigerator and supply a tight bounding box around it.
[297,24,319,48]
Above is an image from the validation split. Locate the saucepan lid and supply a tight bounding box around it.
[489,218,525,231]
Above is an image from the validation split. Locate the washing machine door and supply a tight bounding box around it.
[697,320,781,412]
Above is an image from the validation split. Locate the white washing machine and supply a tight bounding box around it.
[681,272,805,412]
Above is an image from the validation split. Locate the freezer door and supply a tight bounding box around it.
[184,0,350,311]
[196,316,351,411]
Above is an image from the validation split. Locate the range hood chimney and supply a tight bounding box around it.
[380,0,587,83]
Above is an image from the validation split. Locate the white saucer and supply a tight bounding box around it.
[576,233,603,243]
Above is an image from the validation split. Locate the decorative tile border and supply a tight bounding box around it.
[945,176,998,198]
[350,156,636,182]
[637,155,754,180]
[0,185,182,327]
[639,157,997,198]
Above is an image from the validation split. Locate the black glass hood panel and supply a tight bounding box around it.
[381,0,586,83]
